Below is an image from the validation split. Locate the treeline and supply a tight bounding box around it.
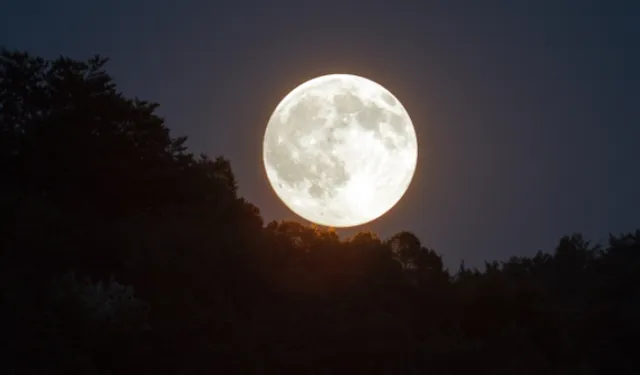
[1,49,638,374]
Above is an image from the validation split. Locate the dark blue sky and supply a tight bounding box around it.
[3,0,639,268]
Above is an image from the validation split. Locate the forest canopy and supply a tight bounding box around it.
[1,49,638,375]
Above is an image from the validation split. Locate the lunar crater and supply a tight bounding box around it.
[333,92,364,113]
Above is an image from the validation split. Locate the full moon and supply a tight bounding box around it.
[263,74,418,228]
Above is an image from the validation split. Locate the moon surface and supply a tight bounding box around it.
[263,74,418,228]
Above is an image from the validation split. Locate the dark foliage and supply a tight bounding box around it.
[1,49,638,375]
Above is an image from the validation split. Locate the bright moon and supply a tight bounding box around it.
[263,74,418,228]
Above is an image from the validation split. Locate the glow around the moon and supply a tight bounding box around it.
[263,74,418,227]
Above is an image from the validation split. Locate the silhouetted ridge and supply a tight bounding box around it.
[1,48,638,375]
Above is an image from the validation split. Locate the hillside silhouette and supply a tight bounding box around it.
[1,49,638,375]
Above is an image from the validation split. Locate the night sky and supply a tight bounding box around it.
[3,0,639,269]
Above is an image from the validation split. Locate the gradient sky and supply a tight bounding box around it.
[3,0,639,269]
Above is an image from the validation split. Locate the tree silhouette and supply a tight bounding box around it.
[1,48,638,374]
